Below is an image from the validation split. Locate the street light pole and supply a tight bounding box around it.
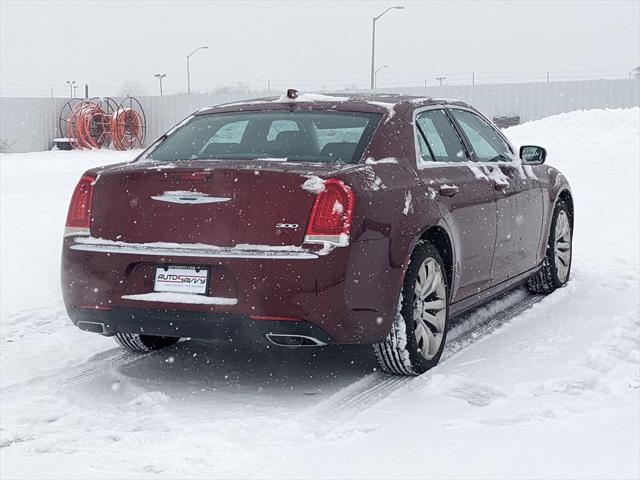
[154,73,166,96]
[435,76,446,86]
[374,65,389,89]
[186,46,208,94]
[370,6,404,89]
[65,80,76,98]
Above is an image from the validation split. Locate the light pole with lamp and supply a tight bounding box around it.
[66,80,76,98]
[154,73,167,96]
[370,6,404,89]
[187,46,208,94]
[374,65,389,89]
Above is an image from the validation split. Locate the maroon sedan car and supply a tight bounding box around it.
[62,91,573,375]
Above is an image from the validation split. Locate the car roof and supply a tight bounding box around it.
[195,92,474,117]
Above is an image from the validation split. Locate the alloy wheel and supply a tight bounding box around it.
[412,258,447,360]
[554,210,572,283]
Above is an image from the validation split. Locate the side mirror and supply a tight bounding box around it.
[520,145,546,165]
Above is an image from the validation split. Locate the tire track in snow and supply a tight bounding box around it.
[1,348,144,397]
[443,292,545,361]
[3,292,544,401]
[308,292,546,424]
[1,290,547,477]
[232,290,547,479]
[1,306,146,395]
[311,291,545,421]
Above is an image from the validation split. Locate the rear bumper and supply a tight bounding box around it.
[61,235,405,344]
[68,307,332,345]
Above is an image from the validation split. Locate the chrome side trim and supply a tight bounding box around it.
[69,241,319,259]
[304,234,348,247]
[64,227,90,237]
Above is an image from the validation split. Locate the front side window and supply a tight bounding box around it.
[449,109,512,162]
[146,111,382,164]
[416,109,468,163]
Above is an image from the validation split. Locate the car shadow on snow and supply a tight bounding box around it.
[71,286,534,408]
[102,339,379,404]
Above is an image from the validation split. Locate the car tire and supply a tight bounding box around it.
[373,241,449,376]
[528,200,573,294]
[114,333,179,353]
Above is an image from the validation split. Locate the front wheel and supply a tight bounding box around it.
[114,333,179,353]
[373,241,449,376]
[528,200,573,294]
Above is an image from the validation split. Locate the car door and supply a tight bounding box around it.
[447,108,543,285]
[414,108,497,303]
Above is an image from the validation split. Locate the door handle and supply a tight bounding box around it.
[439,185,459,197]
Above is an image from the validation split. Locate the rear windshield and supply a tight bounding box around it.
[145,110,382,164]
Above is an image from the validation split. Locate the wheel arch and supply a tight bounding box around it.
[557,188,574,228]
[415,224,455,291]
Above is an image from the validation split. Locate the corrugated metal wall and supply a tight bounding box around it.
[386,79,640,123]
[1,79,638,153]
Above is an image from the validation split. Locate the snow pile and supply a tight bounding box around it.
[364,157,398,165]
[482,163,510,187]
[358,166,386,191]
[504,107,639,158]
[75,236,309,252]
[301,175,326,193]
[1,109,639,479]
[121,292,238,305]
[402,191,412,215]
[154,190,211,197]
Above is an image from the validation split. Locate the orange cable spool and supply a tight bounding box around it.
[60,96,145,151]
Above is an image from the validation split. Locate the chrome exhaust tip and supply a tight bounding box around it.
[265,333,327,348]
[77,321,106,334]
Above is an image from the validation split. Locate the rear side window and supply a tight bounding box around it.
[416,110,468,163]
[146,111,382,164]
[449,109,512,162]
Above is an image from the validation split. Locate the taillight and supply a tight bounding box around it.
[65,174,96,236]
[304,178,355,247]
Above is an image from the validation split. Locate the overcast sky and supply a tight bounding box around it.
[1,0,638,97]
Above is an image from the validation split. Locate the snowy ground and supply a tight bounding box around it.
[1,108,639,479]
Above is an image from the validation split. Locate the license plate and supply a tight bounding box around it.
[154,266,209,294]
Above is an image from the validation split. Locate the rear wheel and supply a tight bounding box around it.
[114,333,179,353]
[528,200,573,294]
[373,241,449,376]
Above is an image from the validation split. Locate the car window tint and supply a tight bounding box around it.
[267,120,299,141]
[416,110,468,163]
[449,109,511,162]
[148,111,382,164]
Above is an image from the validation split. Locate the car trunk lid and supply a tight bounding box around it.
[89,160,352,247]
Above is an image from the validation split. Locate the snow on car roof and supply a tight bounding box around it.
[197,93,469,116]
